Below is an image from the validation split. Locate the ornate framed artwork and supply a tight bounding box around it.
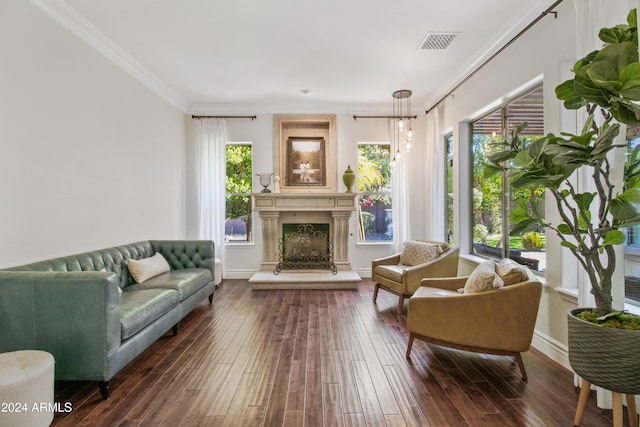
[273,114,337,192]
[286,137,326,186]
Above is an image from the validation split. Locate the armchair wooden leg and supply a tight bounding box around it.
[406,333,415,359]
[574,379,591,427]
[397,295,404,314]
[515,353,528,381]
[373,283,379,303]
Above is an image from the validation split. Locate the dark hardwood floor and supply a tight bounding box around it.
[51,279,622,426]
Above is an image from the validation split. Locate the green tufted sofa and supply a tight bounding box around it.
[0,240,215,399]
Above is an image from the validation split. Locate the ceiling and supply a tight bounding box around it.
[35,0,560,114]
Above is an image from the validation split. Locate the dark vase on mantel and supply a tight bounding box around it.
[343,165,355,193]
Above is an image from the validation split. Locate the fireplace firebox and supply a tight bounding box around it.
[275,223,336,274]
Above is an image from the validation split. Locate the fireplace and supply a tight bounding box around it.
[249,192,359,289]
[276,223,336,274]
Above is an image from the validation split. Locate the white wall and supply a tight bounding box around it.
[185,112,430,278]
[0,0,187,267]
[438,0,578,363]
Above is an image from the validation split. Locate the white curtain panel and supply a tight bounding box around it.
[424,105,445,241]
[572,0,640,412]
[195,118,227,265]
[389,119,411,252]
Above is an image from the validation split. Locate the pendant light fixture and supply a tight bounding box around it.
[390,89,414,170]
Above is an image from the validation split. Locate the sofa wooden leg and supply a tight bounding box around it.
[172,324,179,336]
[406,333,415,359]
[515,353,528,381]
[397,295,404,314]
[373,283,379,302]
[209,293,214,304]
[98,380,111,400]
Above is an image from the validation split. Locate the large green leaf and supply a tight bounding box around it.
[574,66,610,105]
[591,123,621,156]
[628,8,638,28]
[595,42,639,75]
[509,201,533,224]
[611,100,640,124]
[513,150,533,167]
[611,198,639,221]
[556,80,585,109]
[573,192,596,210]
[619,187,640,202]
[558,223,572,234]
[619,62,640,100]
[603,229,626,245]
[587,60,622,92]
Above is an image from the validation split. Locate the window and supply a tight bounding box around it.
[445,133,454,245]
[624,127,640,306]
[225,143,252,242]
[471,86,546,271]
[357,143,392,242]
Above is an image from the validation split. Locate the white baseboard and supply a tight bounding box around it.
[531,329,571,371]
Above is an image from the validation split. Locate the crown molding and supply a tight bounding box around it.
[29,0,190,112]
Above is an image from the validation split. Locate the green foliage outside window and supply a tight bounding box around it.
[358,144,392,241]
[225,144,252,241]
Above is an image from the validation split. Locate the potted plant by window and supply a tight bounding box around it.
[485,9,640,396]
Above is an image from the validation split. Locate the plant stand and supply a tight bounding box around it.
[573,379,638,427]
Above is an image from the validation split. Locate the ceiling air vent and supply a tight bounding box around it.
[419,32,459,50]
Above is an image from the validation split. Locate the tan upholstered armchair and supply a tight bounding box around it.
[372,241,459,314]
[405,262,542,380]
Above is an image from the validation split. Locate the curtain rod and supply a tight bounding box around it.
[191,115,257,120]
[352,115,417,120]
[425,0,565,114]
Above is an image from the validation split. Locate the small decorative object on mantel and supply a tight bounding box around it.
[257,172,274,193]
[273,175,280,193]
[342,165,355,193]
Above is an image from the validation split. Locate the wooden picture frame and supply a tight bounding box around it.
[286,137,326,186]
[273,114,337,192]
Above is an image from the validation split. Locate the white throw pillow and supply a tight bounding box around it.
[496,258,528,285]
[128,253,171,283]
[464,259,504,293]
[399,240,443,266]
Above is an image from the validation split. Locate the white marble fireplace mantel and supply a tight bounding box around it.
[249,192,360,289]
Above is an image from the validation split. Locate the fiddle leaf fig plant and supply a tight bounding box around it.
[486,9,640,317]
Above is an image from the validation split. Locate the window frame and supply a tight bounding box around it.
[469,84,546,272]
[445,132,454,246]
[225,142,254,244]
[356,142,393,245]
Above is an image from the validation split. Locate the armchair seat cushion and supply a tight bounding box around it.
[373,265,407,284]
[120,288,180,340]
[413,286,460,298]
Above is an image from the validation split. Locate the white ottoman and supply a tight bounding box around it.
[214,257,222,286]
[0,350,55,427]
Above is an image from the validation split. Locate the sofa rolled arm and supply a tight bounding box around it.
[0,270,121,380]
[150,240,215,278]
